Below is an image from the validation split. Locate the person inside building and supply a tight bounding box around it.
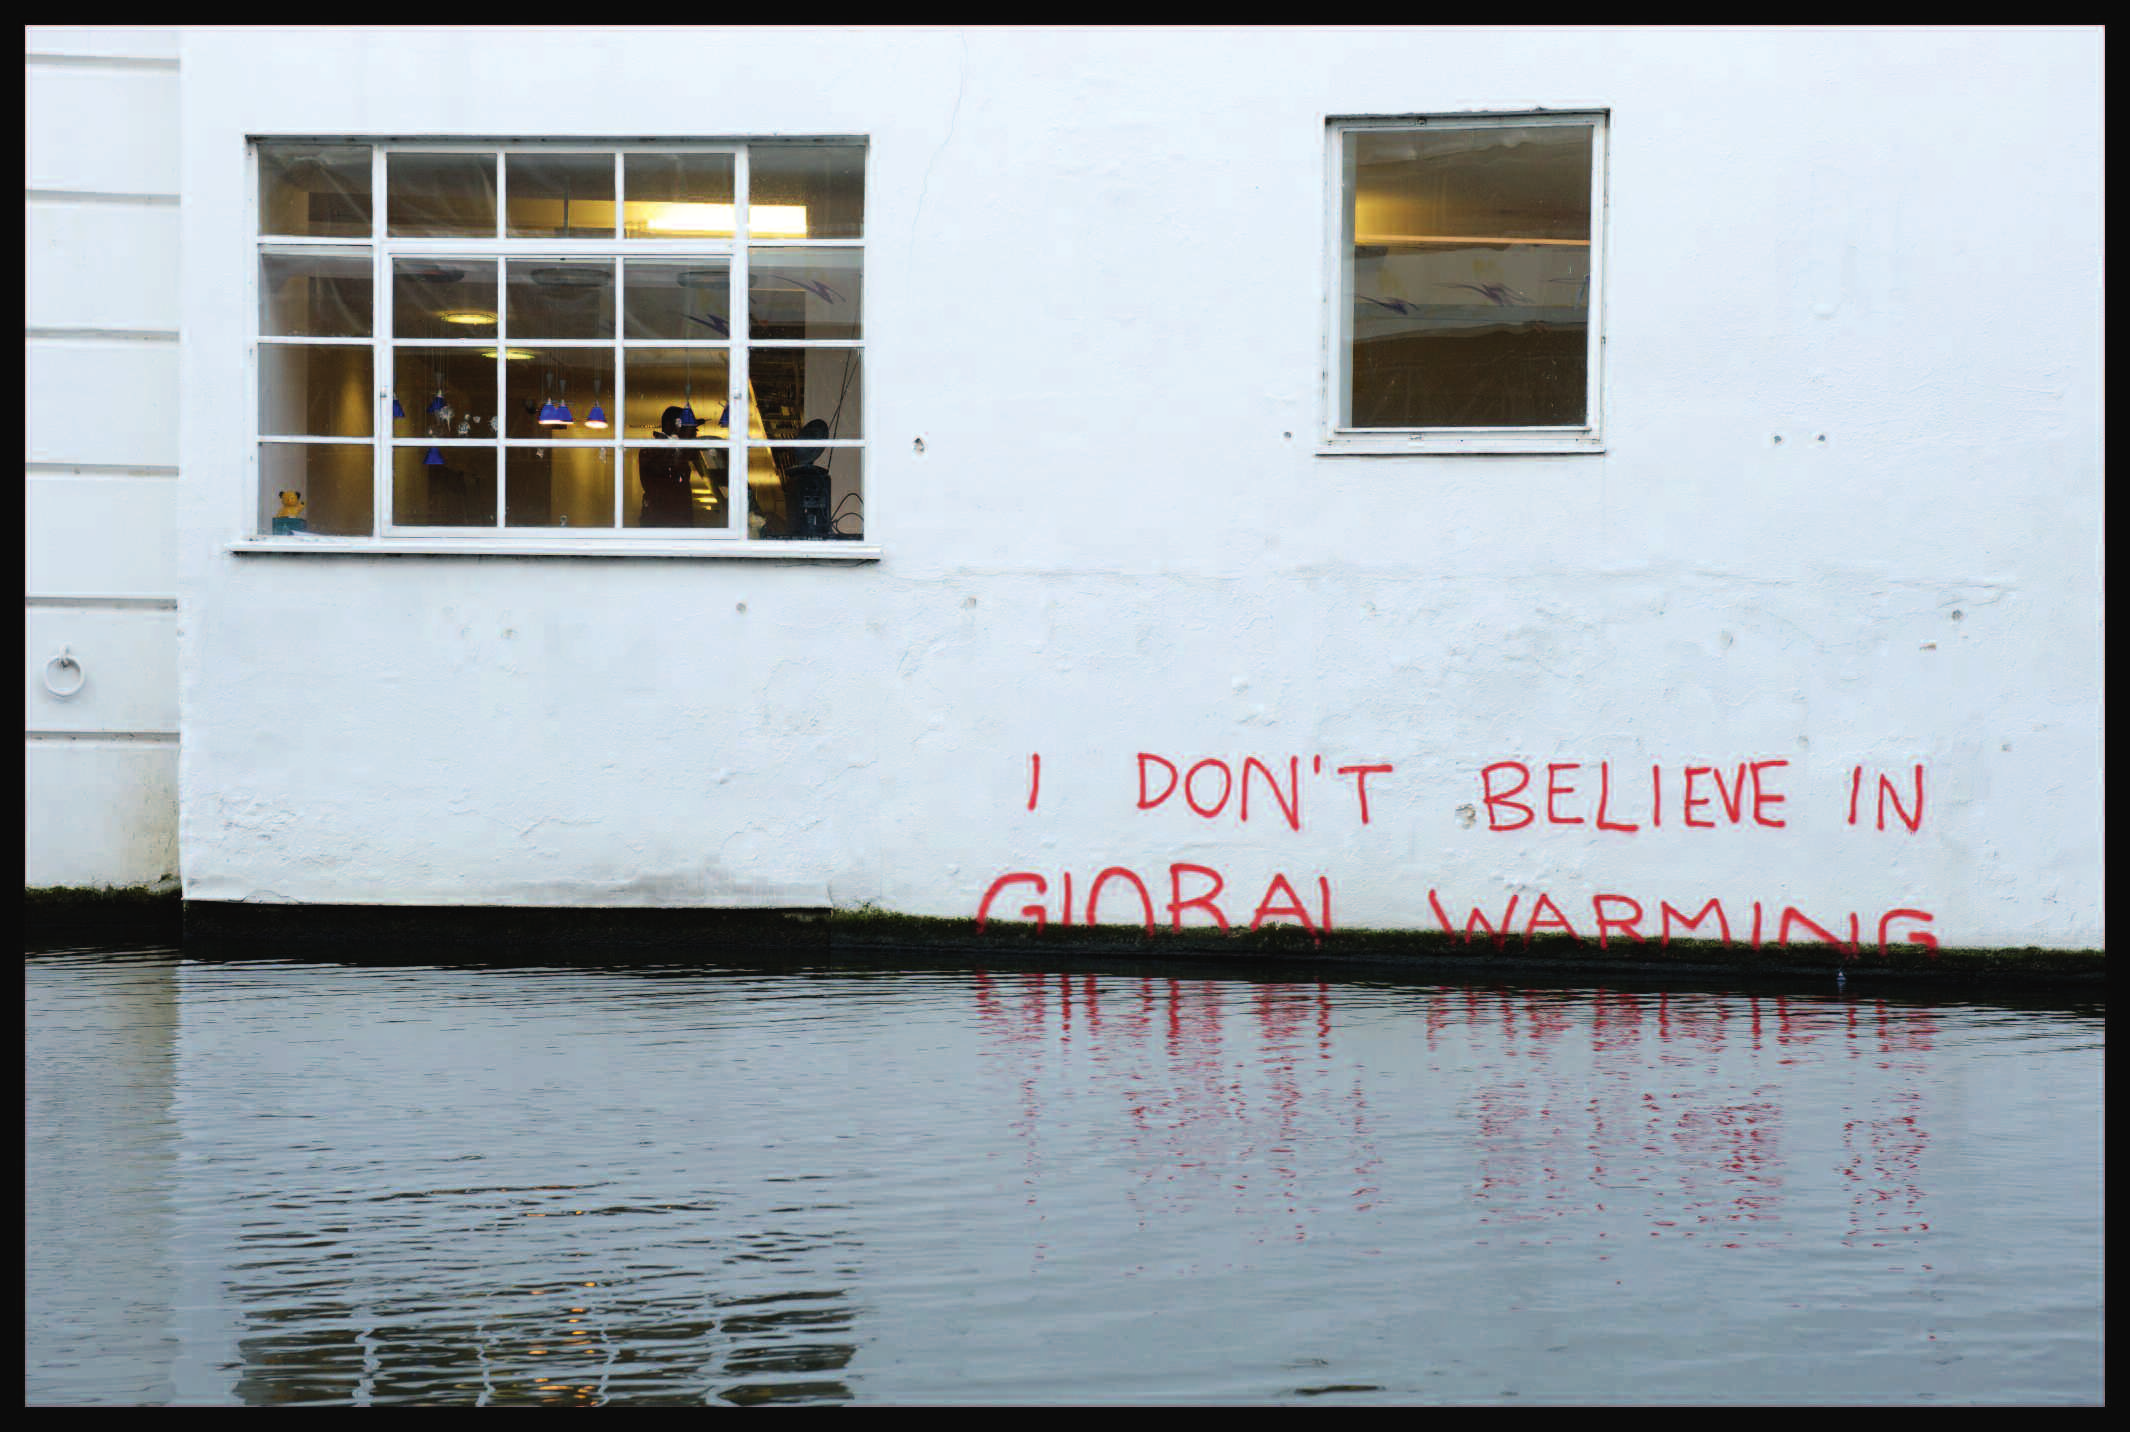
[638,405,724,528]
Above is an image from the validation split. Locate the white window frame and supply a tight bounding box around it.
[241,138,875,560]
[1321,110,1608,457]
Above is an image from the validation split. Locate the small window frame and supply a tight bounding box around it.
[1322,110,1608,457]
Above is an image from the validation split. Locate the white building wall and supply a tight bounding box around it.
[26,27,184,890]
[175,27,2102,948]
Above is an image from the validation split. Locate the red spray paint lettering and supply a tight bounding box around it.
[1425,890,1936,957]
[1481,760,1795,831]
[1136,753,1391,830]
[978,864,1333,941]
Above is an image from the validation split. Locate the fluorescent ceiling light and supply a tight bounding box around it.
[643,203,808,237]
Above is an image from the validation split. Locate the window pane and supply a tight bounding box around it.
[746,347,861,441]
[747,445,861,541]
[387,153,498,238]
[624,444,730,530]
[391,347,501,440]
[749,248,862,342]
[506,153,615,238]
[621,349,732,439]
[258,143,371,238]
[258,442,373,536]
[504,348,616,439]
[260,248,372,337]
[393,258,499,340]
[748,145,864,239]
[623,260,731,341]
[392,444,497,527]
[507,445,617,529]
[258,343,373,437]
[505,259,614,341]
[1345,123,1592,428]
[623,153,736,239]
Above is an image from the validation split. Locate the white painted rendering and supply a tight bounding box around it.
[149,27,2101,948]
[25,26,184,890]
[26,477,181,599]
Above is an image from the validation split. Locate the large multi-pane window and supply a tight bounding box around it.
[1328,113,1605,453]
[253,140,866,541]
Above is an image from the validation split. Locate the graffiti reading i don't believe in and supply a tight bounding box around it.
[977,751,1938,958]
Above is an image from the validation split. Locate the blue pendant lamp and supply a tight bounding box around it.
[424,447,444,466]
[537,365,573,427]
[391,396,406,419]
[583,397,609,430]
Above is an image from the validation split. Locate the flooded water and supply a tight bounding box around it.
[25,949,2103,1405]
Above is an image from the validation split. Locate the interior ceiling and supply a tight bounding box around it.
[1355,128,1592,244]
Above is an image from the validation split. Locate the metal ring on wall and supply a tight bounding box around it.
[43,650,86,698]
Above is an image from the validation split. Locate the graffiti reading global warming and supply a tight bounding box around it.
[977,751,1938,957]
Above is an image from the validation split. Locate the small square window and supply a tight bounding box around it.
[1327,113,1605,454]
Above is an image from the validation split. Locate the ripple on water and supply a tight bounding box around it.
[24,954,2104,1405]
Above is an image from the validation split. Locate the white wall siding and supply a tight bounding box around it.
[25,29,184,891]
[26,477,181,598]
[24,743,180,889]
[26,341,182,470]
[26,609,180,736]
[26,201,182,334]
[25,28,180,61]
[24,64,182,198]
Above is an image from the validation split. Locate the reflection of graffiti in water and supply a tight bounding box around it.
[970,972,1381,1252]
[972,977,1939,1259]
[1839,999,1937,1250]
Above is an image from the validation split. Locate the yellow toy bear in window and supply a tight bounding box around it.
[271,489,308,535]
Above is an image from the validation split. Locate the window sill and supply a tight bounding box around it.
[228,536,881,561]
[1318,435,1605,457]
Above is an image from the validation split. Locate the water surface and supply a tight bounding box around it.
[25,950,2103,1405]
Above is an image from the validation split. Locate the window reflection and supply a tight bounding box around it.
[748,145,864,240]
[748,446,860,541]
[747,348,860,442]
[257,143,371,238]
[505,153,615,239]
[392,347,499,440]
[622,153,735,239]
[626,442,728,531]
[504,349,614,440]
[507,446,615,529]
[1344,122,1593,428]
[392,444,496,527]
[259,249,372,338]
[624,261,730,342]
[258,344,372,438]
[388,153,498,238]
[748,250,862,342]
[393,259,499,341]
[257,442,373,536]
[620,350,731,439]
[505,260,614,341]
